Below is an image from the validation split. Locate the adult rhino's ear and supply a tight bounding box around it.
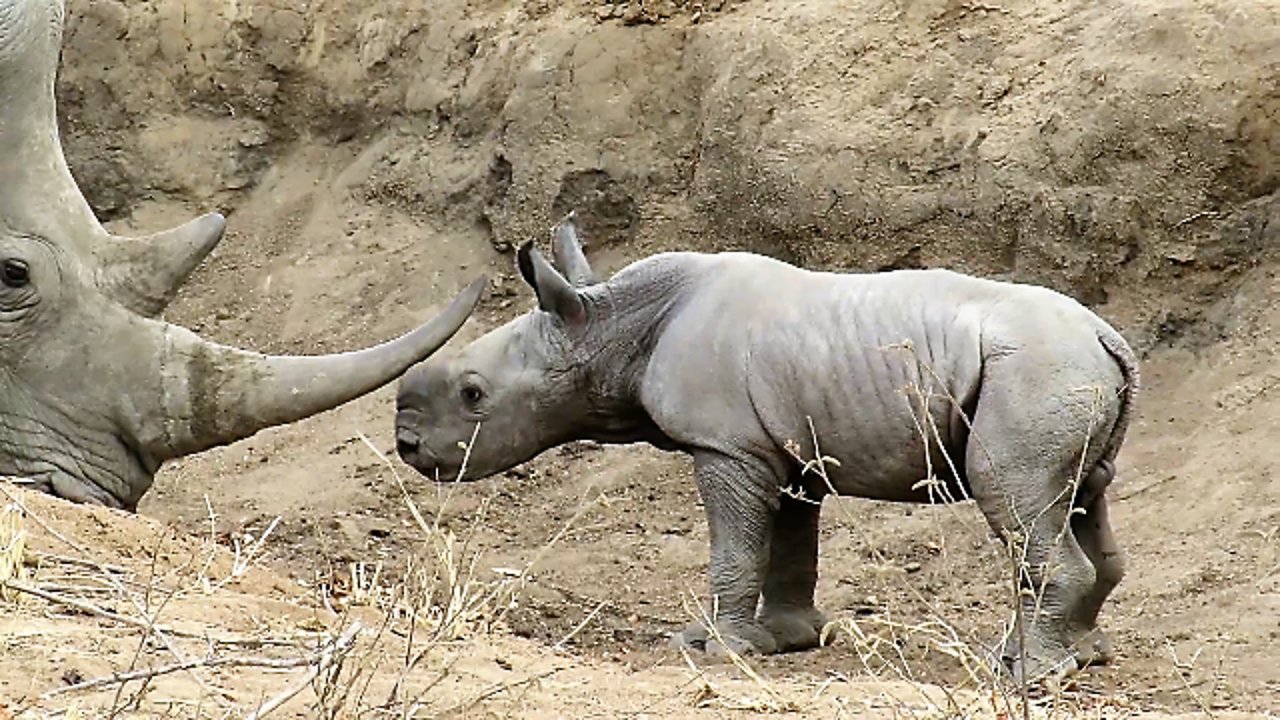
[517,241,586,326]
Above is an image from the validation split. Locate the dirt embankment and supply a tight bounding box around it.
[59,0,1279,349]
[4,0,1276,716]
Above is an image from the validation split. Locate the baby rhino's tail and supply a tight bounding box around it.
[1082,323,1140,500]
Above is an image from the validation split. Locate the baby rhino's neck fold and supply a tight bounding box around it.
[573,255,694,448]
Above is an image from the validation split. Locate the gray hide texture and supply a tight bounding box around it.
[0,0,486,510]
[396,213,1140,686]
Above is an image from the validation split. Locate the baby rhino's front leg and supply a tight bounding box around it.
[672,453,828,655]
[759,491,831,651]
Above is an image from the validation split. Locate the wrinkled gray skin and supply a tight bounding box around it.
[0,0,485,510]
[396,212,1139,685]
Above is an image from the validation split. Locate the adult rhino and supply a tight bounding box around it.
[395,213,1138,684]
[0,0,485,510]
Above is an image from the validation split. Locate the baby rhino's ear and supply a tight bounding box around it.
[550,211,597,288]
[517,241,586,326]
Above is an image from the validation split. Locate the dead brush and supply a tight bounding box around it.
[353,429,522,642]
[0,480,366,719]
[0,419,601,720]
[195,496,282,596]
[293,428,599,718]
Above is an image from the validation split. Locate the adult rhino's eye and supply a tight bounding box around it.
[2,259,29,288]
[460,385,484,405]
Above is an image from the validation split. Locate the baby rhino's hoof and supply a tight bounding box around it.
[670,621,778,656]
[1072,628,1116,668]
[994,641,1080,689]
[760,606,834,652]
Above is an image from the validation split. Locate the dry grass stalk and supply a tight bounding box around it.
[783,413,1014,718]
[429,667,562,718]
[195,495,281,596]
[356,428,523,642]
[0,501,27,603]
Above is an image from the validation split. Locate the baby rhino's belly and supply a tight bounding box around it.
[807,412,972,504]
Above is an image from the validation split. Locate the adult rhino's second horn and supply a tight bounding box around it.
[153,277,488,459]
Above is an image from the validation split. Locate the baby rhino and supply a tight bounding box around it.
[395,213,1139,685]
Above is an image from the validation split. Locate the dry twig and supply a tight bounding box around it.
[44,624,362,700]
[244,622,363,720]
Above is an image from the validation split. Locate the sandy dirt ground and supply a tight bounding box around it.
[2,0,1278,717]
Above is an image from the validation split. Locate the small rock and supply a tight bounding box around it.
[238,125,270,148]
[904,561,923,573]
[621,4,646,24]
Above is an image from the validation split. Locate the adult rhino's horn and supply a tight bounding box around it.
[550,211,597,288]
[97,213,228,317]
[0,0,224,317]
[154,276,488,458]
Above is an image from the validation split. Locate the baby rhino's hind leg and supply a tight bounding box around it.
[964,360,1117,684]
[1070,462,1126,666]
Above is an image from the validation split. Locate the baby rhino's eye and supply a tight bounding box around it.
[460,384,484,405]
[2,259,29,288]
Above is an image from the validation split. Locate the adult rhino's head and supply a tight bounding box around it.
[395,212,607,482]
[0,0,485,509]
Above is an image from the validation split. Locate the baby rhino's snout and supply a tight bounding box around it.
[394,420,440,477]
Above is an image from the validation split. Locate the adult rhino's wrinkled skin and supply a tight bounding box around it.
[0,0,485,510]
[396,212,1140,686]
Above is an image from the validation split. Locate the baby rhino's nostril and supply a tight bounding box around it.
[396,429,419,458]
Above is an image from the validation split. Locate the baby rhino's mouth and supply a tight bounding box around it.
[393,424,459,481]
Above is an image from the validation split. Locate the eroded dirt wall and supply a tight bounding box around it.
[53,0,1280,352]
